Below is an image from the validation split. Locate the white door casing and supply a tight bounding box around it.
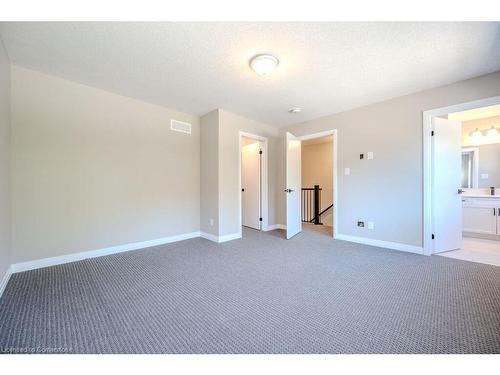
[432,117,463,253]
[286,132,302,239]
[241,142,261,230]
[423,96,500,256]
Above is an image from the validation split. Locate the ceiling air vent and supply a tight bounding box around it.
[170,119,191,134]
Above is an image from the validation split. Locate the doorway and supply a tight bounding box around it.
[423,96,500,265]
[239,132,268,232]
[285,130,338,239]
[301,134,334,237]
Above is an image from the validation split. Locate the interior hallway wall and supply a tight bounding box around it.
[200,110,220,237]
[218,110,279,236]
[301,140,333,226]
[0,37,11,278]
[200,109,279,238]
[11,66,200,263]
[279,71,500,247]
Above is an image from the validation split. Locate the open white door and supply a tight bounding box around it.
[241,142,261,230]
[432,117,462,253]
[286,132,302,239]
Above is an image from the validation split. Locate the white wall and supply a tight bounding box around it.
[281,71,500,247]
[218,110,279,236]
[0,37,10,278]
[5,61,500,266]
[301,140,333,226]
[200,110,219,236]
[11,66,200,263]
[475,143,500,188]
[200,109,279,237]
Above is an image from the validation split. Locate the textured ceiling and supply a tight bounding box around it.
[1,22,499,127]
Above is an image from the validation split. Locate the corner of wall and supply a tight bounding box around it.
[0,34,12,295]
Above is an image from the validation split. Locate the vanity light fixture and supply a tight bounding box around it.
[249,54,279,76]
[469,126,500,144]
[469,128,483,140]
[486,125,499,138]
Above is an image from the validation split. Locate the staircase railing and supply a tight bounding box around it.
[301,185,333,225]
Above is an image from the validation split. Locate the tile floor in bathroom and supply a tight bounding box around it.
[437,236,500,267]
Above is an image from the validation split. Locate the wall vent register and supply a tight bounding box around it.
[170,119,192,134]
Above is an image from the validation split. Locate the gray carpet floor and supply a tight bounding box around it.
[0,227,499,354]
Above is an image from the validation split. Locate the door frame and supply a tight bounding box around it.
[239,131,269,232]
[297,129,338,238]
[422,95,500,255]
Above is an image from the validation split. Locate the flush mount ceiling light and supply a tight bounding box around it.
[249,54,279,76]
[289,107,302,114]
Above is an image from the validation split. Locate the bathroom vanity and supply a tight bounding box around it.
[462,195,500,239]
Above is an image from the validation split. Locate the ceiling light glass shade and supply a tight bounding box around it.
[250,54,279,76]
[470,128,483,140]
[486,126,499,138]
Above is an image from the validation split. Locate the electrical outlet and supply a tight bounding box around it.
[357,221,365,228]
[368,221,374,229]
[359,154,364,159]
[209,218,214,226]
[345,167,351,176]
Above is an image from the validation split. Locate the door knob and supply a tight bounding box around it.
[284,188,294,193]
[457,189,465,194]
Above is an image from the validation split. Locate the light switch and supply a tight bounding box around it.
[344,167,351,176]
[367,152,374,160]
[481,173,489,179]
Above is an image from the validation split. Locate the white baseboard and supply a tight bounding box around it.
[199,231,219,242]
[200,232,242,243]
[335,233,423,255]
[10,231,201,274]
[264,224,286,231]
[219,232,242,242]
[0,265,13,299]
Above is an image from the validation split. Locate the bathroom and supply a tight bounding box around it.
[439,104,500,265]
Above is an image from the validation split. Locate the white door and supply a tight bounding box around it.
[432,117,463,253]
[286,132,302,239]
[241,142,261,230]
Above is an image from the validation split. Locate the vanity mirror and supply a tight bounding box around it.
[461,144,500,191]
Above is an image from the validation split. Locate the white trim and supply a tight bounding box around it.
[298,130,336,141]
[0,265,13,299]
[423,96,500,255]
[219,233,242,243]
[335,233,423,255]
[297,129,338,239]
[200,231,219,242]
[10,232,201,273]
[239,131,269,231]
[200,231,242,243]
